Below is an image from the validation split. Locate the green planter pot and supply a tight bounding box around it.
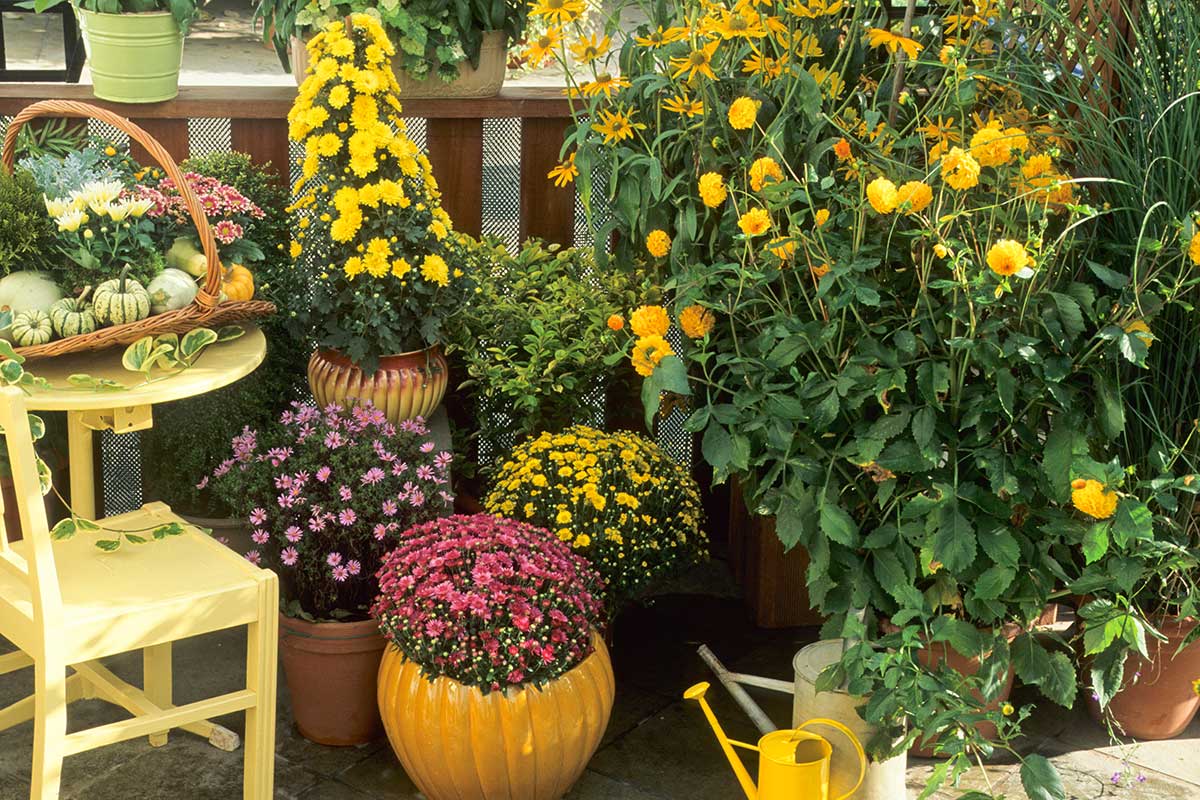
[76,7,183,103]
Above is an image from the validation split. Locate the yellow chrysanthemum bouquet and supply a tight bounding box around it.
[553,0,1200,779]
[483,425,707,610]
[287,14,469,368]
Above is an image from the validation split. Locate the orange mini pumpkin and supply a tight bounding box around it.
[222,264,255,301]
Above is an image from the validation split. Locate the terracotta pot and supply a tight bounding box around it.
[307,346,448,424]
[377,631,615,800]
[911,623,1021,757]
[290,30,507,98]
[279,614,386,746]
[1086,616,1200,740]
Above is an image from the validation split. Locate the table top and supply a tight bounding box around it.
[23,326,267,412]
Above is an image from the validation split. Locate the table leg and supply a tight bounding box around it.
[144,643,172,747]
[66,411,96,521]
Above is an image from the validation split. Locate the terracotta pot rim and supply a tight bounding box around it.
[386,629,605,697]
[280,613,384,638]
[315,345,445,371]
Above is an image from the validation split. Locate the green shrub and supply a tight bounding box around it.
[0,169,58,275]
[140,152,309,516]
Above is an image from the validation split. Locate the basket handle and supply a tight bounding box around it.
[2,100,221,311]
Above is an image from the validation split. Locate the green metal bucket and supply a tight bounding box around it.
[76,7,183,103]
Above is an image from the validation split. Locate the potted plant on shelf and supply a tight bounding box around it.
[484,424,708,616]
[287,14,470,424]
[372,513,613,800]
[258,0,526,98]
[206,400,454,745]
[31,0,202,103]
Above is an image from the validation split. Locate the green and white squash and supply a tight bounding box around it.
[147,268,198,315]
[0,271,64,341]
[94,268,151,326]
[49,290,97,338]
[12,309,53,347]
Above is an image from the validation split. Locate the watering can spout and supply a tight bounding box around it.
[684,682,760,800]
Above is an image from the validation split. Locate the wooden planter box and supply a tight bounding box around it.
[727,480,824,628]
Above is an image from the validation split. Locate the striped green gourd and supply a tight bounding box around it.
[49,288,98,338]
[12,309,53,346]
[93,267,151,326]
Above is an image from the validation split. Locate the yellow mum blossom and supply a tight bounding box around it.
[289,240,302,259]
[986,239,1030,277]
[867,177,899,214]
[607,314,624,331]
[316,133,342,157]
[698,172,727,208]
[421,254,450,286]
[631,335,674,377]
[749,156,784,192]
[1071,479,1118,520]
[942,146,981,190]
[814,209,830,227]
[896,180,933,214]
[391,258,411,278]
[646,229,672,258]
[969,122,1015,168]
[1190,230,1200,266]
[629,305,670,337]
[811,262,831,278]
[738,207,772,236]
[679,305,715,339]
[728,96,759,130]
[766,236,796,260]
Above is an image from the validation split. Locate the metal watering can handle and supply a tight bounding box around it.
[795,718,867,800]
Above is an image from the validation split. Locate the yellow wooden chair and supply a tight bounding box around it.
[0,385,279,799]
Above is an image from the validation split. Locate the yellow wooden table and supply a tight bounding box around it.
[18,325,268,752]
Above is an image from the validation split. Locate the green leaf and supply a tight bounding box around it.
[911,407,935,451]
[0,360,23,384]
[972,565,1015,600]
[651,355,691,396]
[95,539,121,552]
[50,518,76,540]
[933,502,976,572]
[179,328,219,361]
[918,762,949,800]
[1090,647,1125,709]
[1087,260,1128,289]
[702,423,732,472]
[1095,374,1125,439]
[1042,422,1074,503]
[0,339,23,363]
[1049,292,1086,341]
[1082,522,1109,564]
[640,377,662,432]
[121,336,154,372]
[977,527,1020,569]
[76,518,99,530]
[125,534,148,545]
[1112,499,1152,548]
[1020,754,1066,800]
[996,368,1016,417]
[1041,651,1078,708]
[819,501,859,547]
[917,362,950,408]
[868,409,911,441]
[775,488,815,552]
[216,325,245,342]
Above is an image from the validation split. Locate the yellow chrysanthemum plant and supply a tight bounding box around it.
[287,14,469,369]
[484,425,708,611]
[549,0,1200,784]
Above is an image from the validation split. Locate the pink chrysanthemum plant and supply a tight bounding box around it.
[132,171,267,265]
[205,400,453,620]
[371,514,606,693]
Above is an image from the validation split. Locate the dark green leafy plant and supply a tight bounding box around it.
[447,236,652,471]
[30,0,204,35]
[140,153,308,516]
[0,170,59,276]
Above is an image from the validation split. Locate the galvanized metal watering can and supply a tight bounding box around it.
[685,680,866,800]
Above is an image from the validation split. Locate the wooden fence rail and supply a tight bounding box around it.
[0,84,578,246]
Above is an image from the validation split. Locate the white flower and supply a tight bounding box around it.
[72,180,123,214]
[44,195,71,218]
[104,202,132,222]
[55,209,87,233]
[124,198,155,217]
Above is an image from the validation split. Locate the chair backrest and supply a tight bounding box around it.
[0,385,64,637]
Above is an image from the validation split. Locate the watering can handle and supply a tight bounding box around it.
[796,718,867,800]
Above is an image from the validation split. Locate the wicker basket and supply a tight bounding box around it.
[1,100,276,360]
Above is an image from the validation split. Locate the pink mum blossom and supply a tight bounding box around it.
[326,552,343,567]
[281,547,299,566]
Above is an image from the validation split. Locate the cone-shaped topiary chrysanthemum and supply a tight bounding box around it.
[287,13,468,369]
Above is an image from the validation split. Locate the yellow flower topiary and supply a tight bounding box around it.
[1071,479,1118,520]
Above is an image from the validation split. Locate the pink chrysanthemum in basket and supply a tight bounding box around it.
[372,514,606,692]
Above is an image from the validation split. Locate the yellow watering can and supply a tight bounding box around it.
[684,681,866,800]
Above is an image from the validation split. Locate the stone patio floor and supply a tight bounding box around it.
[2,561,1198,799]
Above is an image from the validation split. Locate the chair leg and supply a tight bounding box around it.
[30,656,67,800]
[243,575,278,799]
[143,643,172,747]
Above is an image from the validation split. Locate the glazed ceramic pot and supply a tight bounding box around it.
[377,631,615,800]
[76,9,184,103]
[279,615,386,745]
[307,346,448,423]
[1086,616,1200,739]
[290,30,506,98]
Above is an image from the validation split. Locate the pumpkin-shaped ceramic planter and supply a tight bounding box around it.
[377,631,615,800]
[307,346,448,424]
